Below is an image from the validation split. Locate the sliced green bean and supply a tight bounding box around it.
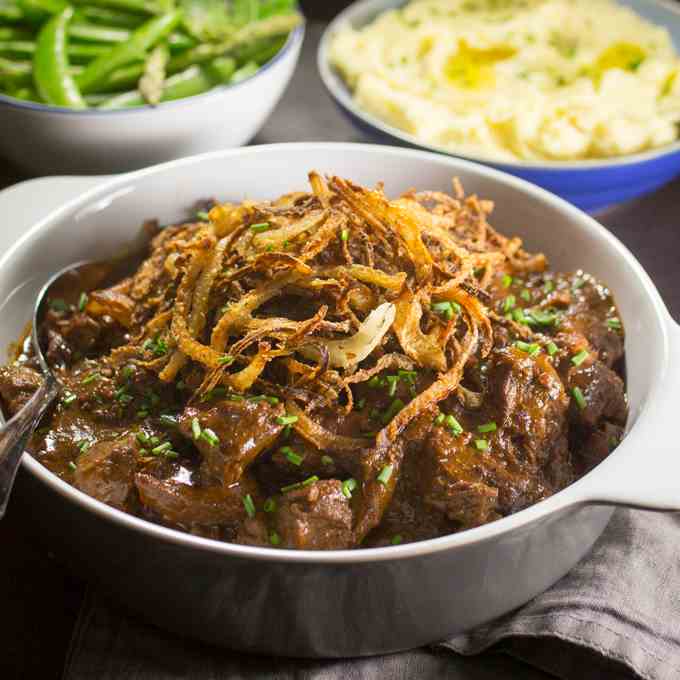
[33,6,85,108]
[230,59,258,83]
[78,6,144,28]
[0,56,32,86]
[0,2,24,22]
[6,85,39,100]
[0,39,110,60]
[76,9,182,93]
[70,0,161,17]
[167,13,298,74]
[0,27,33,41]
[69,23,130,43]
[99,55,235,108]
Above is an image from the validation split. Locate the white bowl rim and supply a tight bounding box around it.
[6,142,671,564]
[317,0,680,171]
[0,20,305,116]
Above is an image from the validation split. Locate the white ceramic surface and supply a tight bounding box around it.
[0,24,304,175]
[1,144,679,656]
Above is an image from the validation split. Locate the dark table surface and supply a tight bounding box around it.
[1,18,679,680]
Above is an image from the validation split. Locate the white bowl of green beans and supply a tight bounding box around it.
[0,0,304,173]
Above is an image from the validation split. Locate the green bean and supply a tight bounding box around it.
[70,0,164,17]
[0,27,33,41]
[98,55,235,108]
[33,6,85,107]
[230,59,258,83]
[0,2,24,22]
[7,85,39,101]
[167,13,298,74]
[69,23,130,43]
[0,56,32,86]
[231,33,286,66]
[78,5,144,28]
[0,39,111,60]
[76,9,182,93]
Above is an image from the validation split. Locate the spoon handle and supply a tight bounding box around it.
[0,375,60,518]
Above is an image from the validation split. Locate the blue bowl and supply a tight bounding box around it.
[318,0,680,212]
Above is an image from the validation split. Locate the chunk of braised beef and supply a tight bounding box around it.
[568,361,627,429]
[237,480,355,550]
[73,433,138,511]
[178,399,284,486]
[53,312,102,356]
[575,422,625,473]
[274,479,354,550]
[486,346,569,467]
[135,473,254,532]
[420,426,499,527]
[0,364,42,416]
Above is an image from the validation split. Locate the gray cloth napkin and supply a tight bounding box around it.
[63,509,680,680]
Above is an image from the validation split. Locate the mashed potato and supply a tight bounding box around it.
[329,0,680,161]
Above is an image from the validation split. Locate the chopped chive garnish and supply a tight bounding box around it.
[512,308,528,324]
[49,298,68,312]
[377,464,393,485]
[136,432,150,446]
[368,376,382,388]
[265,245,274,252]
[276,415,299,426]
[445,414,463,435]
[607,318,622,330]
[474,439,489,451]
[321,455,334,466]
[572,277,585,289]
[478,421,497,433]
[165,451,179,460]
[381,398,404,424]
[196,210,210,221]
[302,475,318,487]
[242,494,256,518]
[82,372,100,385]
[571,349,589,366]
[434,413,445,425]
[269,531,281,546]
[385,375,399,397]
[520,289,531,302]
[431,301,455,320]
[68,461,77,472]
[78,292,88,311]
[398,370,418,384]
[515,341,540,356]
[200,428,220,447]
[218,354,234,366]
[391,534,403,545]
[544,280,555,293]
[159,414,178,427]
[122,365,135,380]
[77,440,90,454]
[281,476,319,494]
[191,417,201,440]
[527,309,559,326]
[342,477,358,498]
[355,398,366,410]
[547,341,559,356]
[248,394,280,405]
[225,394,244,402]
[572,386,587,410]
[281,446,303,466]
[501,274,513,288]
[340,228,349,242]
[503,295,516,313]
[250,222,270,233]
[151,441,172,455]
[263,497,276,513]
[62,392,77,405]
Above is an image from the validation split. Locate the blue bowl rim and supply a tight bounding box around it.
[0,19,305,116]
[318,0,680,171]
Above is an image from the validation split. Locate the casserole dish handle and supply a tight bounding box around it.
[577,316,680,511]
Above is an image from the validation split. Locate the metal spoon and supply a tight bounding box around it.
[0,259,126,518]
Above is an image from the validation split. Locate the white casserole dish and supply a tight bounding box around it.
[1,143,678,656]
